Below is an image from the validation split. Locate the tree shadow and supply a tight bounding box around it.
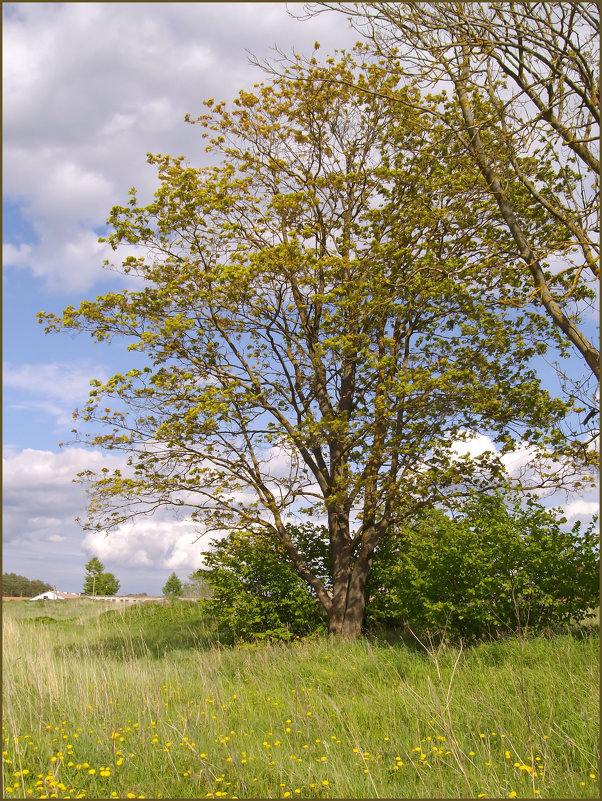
[55,602,226,661]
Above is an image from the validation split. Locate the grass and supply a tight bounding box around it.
[2,600,599,799]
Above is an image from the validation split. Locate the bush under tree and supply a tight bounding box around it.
[202,524,330,641]
[202,495,599,642]
[365,492,600,641]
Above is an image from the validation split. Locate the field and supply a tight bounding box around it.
[2,599,599,799]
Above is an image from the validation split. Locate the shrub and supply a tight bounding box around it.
[366,492,599,640]
[202,524,329,641]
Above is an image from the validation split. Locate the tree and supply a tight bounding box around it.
[202,525,328,640]
[82,557,120,596]
[366,492,600,641]
[302,2,599,419]
[162,572,183,598]
[182,570,212,599]
[42,50,586,636]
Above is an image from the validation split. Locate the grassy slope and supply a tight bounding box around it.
[2,600,599,799]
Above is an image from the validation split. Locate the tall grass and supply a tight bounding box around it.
[2,600,599,798]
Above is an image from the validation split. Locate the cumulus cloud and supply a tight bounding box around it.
[2,3,357,292]
[564,500,599,521]
[1,444,219,593]
[2,446,126,543]
[82,518,215,572]
[450,432,497,460]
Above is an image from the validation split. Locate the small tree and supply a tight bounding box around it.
[96,572,120,596]
[162,572,183,598]
[182,570,212,599]
[83,557,120,596]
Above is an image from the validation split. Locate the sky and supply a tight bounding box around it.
[2,2,598,596]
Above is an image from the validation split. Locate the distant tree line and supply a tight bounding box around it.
[2,573,53,597]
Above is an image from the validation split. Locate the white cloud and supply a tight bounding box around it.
[2,3,358,292]
[2,446,125,543]
[564,500,599,520]
[2,241,33,267]
[3,360,108,405]
[82,518,215,571]
[450,432,497,460]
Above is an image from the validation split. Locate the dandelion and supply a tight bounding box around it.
[509,793,517,798]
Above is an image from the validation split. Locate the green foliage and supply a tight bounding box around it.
[2,573,53,597]
[200,495,598,643]
[203,524,329,641]
[82,557,120,596]
[366,492,600,641]
[162,571,183,597]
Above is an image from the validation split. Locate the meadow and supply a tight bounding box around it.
[2,599,599,799]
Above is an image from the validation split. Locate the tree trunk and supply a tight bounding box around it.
[342,554,371,636]
[327,550,371,637]
[327,510,353,635]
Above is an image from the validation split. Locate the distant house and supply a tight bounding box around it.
[28,591,79,601]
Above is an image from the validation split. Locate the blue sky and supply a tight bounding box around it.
[3,3,598,596]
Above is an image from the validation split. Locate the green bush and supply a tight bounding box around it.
[202,525,329,641]
[198,494,598,643]
[366,492,600,641]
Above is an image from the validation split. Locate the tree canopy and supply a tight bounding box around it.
[304,2,599,393]
[162,572,184,598]
[42,48,593,635]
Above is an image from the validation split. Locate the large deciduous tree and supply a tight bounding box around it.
[42,51,586,636]
[304,2,600,395]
